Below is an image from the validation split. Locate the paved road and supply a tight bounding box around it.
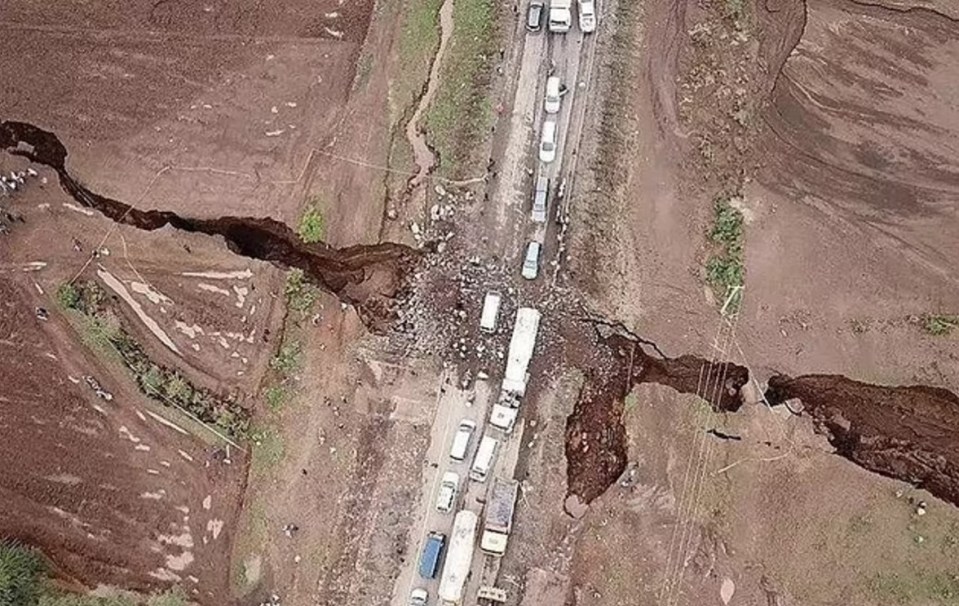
[390,7,599,605]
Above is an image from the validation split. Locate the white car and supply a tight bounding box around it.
[531,174,549,223]
[522,241,541,280]
[539,120,557,163]
[578,0,596,32]
[544,76,562,114]
[436,471,460,513]
[409,588,428,606]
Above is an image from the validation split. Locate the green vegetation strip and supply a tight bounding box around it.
[705,196,745,311]
[55,281,251,440]
[395,0,444,115]
[425,0,497,177]
[0,540,189,606]
[869,571,959,605]
[921,314,958,336]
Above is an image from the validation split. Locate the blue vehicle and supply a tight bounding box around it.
[418,532,446,579]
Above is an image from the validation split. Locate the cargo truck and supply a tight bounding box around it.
[480,478,520,556]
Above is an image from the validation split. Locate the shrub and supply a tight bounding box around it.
[922,314,958,336]
[705,196,745,311]
[284,270,319,315]
[298,204,325,244]
[55,284,81,310]
[0,540,45,606]
[265,386,288,413]
[269,342,302,376]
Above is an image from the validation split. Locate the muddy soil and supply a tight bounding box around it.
[2,121,420,328]
[404,0,454,194]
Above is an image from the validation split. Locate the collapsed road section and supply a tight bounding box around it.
[564,323,959,513]
[0,120,420,327]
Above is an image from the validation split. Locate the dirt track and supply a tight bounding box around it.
[757,0,959,280]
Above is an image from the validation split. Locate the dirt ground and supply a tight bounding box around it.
[0,0,415,600]
[0,265,247,603]
[555,0,959,604]
[5,0,959,604]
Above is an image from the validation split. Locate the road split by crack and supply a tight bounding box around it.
[0,120,421,329]
[5,121,959,526]
[564,324,959,515]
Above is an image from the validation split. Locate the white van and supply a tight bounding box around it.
[539,120,557,163]
[449,419,477,461]
[469,435,499,482]
[544,76,562,114]
[480,292,502,333]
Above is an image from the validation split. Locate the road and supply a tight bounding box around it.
[390,5,599,605]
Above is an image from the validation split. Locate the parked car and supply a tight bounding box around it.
[418,532,446,579]
[578,0,596,32]
[436,471,460,513]
[539,120,557,163]
[522,242,541,280]
[410,588,429,606]
[544,76,562,114]
[449,419,477,461]
[526,0,545,31]
[531,174,549,223]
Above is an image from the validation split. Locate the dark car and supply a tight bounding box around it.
[526,0,545,31]
[418,532,446,579]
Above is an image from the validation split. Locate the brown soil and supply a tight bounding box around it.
[0,0,402,599]
[0,275,245,601]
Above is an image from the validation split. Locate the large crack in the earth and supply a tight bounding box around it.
[766,374,959,508]
[565,325,959,513]
[0,120,420,328]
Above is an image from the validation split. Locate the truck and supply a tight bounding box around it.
[501,307,542,397]
[438,510,479,604]
[480,478,520,556]
[548,0,572,32]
